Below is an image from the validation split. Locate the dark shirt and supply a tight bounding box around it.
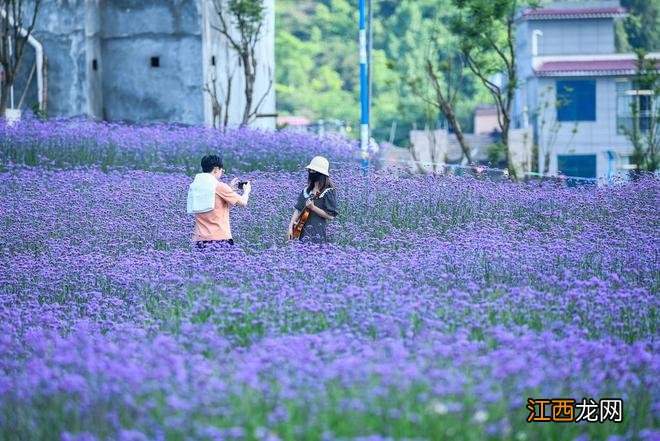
[294,187,338,243]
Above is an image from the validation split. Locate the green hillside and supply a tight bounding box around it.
[275,0,489,145]
[274,0,659,145]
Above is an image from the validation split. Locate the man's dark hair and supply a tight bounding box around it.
[201,155,223,173]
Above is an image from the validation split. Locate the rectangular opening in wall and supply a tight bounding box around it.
[92,59,98,71]
[211,56,216,66]
[556,80,596,122]
[150,56,160,68]
[558,154,597,183]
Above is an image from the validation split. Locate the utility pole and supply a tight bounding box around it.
[359,0,369,169]
[367,0,373,137]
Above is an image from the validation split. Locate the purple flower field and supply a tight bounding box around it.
[0,120,659,440]
[0,116,356,173]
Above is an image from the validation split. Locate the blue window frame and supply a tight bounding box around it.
[558,154,596,179]
[556,80,596,122]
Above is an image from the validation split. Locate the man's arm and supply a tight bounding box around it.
[235,187,250,207]
[217,182,251,207]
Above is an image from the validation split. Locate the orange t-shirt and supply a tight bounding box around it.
[193,182,242,241]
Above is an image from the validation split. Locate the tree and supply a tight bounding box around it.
[0,0,41,117]
[450,0,539,179]
[407,15,473,164]
[274,0,489,145]
[621,0,660,52]
[211,0,272,126]
[205,44,237,129]
[622,50,659,174]
[275,0,361,127]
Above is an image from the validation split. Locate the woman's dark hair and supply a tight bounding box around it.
[307,171,333,194]
[201,154,223,173]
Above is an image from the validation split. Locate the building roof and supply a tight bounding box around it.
[522,6,627,20]
[535,57,660,77]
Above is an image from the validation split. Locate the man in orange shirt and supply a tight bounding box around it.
[191,155,251,249]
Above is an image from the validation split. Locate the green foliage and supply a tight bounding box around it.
[228,0,266,37]
[30,101,47,119]
[393,0,488,156]
[621,0,660,52]
[275,0,358,124]
[449,0,539,100]
[275,0,658,147]
[449,0,539,179]
[275,0,489,144]
[486,142,507,167]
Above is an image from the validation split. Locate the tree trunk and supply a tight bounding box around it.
[543,151,551,174]
[504,80,517,180]
[42,55,48,114]
[424,60,472,163]
[223,74,232,129]
[502,117,518,180]
[0,81,10,117]
[241,54,254,126]
[445,106,472,163]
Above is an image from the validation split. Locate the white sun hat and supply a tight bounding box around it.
[305,156,330,176]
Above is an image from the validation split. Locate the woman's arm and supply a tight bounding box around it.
[313,207,335,220]
[287,209,300,239]
[289,209,300,227]
[306,199,335,220]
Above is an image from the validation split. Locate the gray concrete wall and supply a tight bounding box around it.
[6,0,277,127]
[100,0,204,123]
[85,0,103,118]
[19,0,89,116]
[10,41,38,112]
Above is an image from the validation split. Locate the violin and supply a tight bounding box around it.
[292,191,320,239]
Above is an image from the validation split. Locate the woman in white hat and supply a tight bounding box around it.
[287,156,338,243]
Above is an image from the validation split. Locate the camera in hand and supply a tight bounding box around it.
[237,180,249,190]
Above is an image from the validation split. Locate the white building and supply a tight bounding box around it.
[513,1,658,181]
